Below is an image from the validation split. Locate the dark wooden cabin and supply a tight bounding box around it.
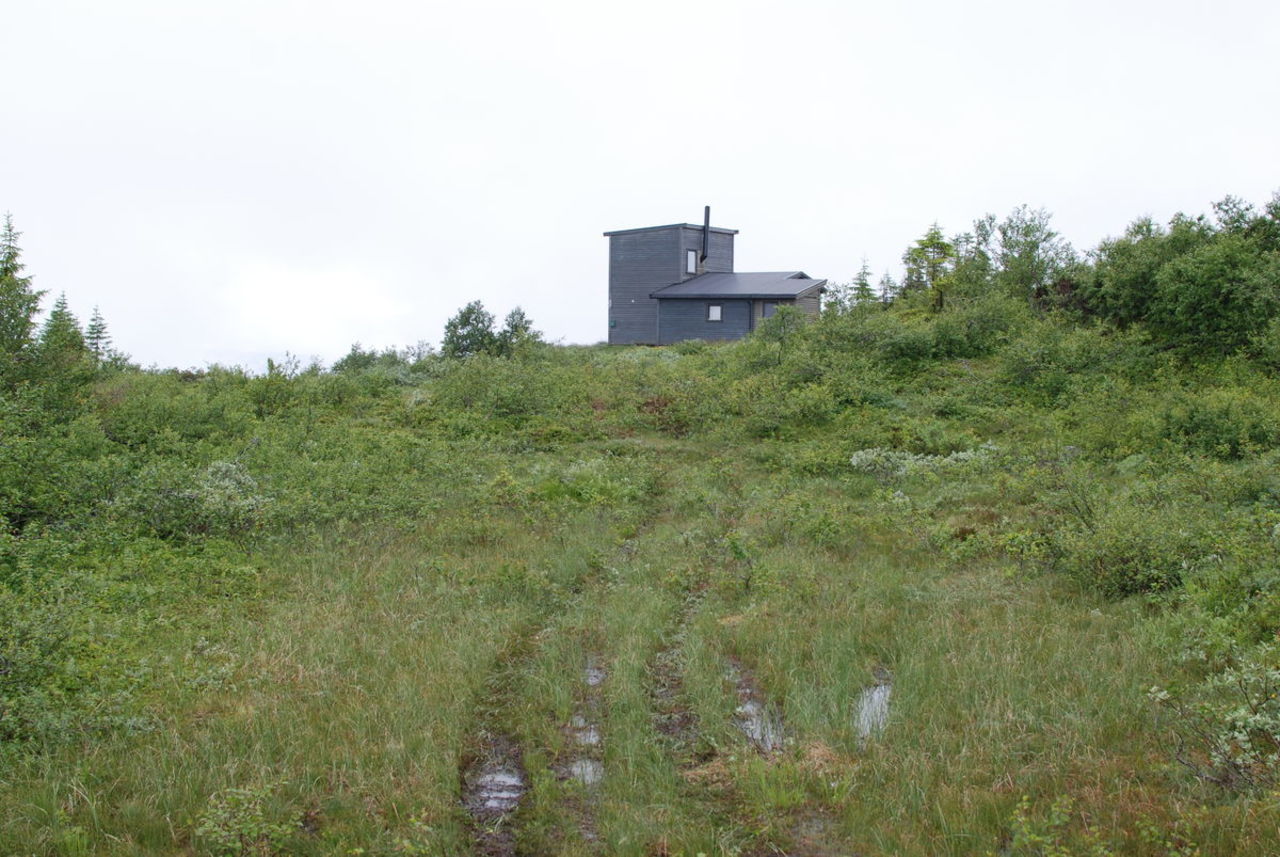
[605,208,825,345]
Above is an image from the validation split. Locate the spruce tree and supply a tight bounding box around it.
[38,293,87,368]
[852,259,876,305]
[85,306,112,362]
[0,213,44,383]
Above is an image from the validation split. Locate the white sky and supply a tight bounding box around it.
[4,0,1279,369]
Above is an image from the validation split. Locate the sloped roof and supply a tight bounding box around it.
[651,271,826,300]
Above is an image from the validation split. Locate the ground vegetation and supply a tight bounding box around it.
[2,197,1280,854]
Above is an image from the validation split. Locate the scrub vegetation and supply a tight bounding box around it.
[3,196,1280,855]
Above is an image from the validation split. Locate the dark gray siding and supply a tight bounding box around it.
[657,299,751,345]
[608,229,680,345]
[608,225,736,344]
[677,226,734,276]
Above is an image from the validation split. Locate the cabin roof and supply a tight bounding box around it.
[650,271,827,300]
[603,222,740,237]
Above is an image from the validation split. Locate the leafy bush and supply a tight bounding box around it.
[0,586,74,742]
[194,782,297,857]
[1159,388,1280,459]
[1153,652,1280,790]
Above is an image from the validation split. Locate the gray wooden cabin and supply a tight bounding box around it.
[605,209,826,345]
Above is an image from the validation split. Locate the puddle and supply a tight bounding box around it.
[570,715,601,747]
[559,655,605,791]
[728,660,785,754]
[568,758,604,786]
[463,736,526,822]
[855,669,892,741]
[473,770,523,812]
[735,699,786,753]
[584,658,606,688]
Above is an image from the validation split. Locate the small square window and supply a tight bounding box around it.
[762,301,778,318]
[707,303,722,322]
[686,249,698,275]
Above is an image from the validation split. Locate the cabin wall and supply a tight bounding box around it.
[677,226,734,277]
[657,299,751,344]
[796,290,822,318]
[607,229,679,345]
[607,226,737,344]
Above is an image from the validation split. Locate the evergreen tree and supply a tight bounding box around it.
[37,293,88,368]
[878,271,898,305]
[951,214,997,297]
[0,213,44,383]
[852,259,876,306]
[85,306,112,362]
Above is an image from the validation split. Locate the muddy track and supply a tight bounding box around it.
[463,732,527,857]
[461,628,543,857]
[649,591,708,761]
[554,653,607,849]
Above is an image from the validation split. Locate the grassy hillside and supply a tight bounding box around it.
[4,199,1280,854]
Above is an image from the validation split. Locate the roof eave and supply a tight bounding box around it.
[604,223,740,237]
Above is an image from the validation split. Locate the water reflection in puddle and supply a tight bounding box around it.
[568,758,604,786]
[735,699,785,753]
[727,661,786,753]
[473,769,524,813]
[570,715,601,746]
[855,671,892,741]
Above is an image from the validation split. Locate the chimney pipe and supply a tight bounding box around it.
[701,205,710,262]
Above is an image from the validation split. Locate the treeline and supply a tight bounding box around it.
[1,215,128,403]
[833,193,1280,362]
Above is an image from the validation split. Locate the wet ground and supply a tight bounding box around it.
[855,667,893,742]
[728,659,786,754]
[463,733,526,856]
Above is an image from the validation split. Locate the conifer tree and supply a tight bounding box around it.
[878,271,898,305]
[0,213,44,383]
[852,259,876,305]
[38,293,88,369]
[85,306,112,362]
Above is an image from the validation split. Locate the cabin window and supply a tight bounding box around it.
[686,249,698,275]
[762,301,778,318]
[707,303,722,322]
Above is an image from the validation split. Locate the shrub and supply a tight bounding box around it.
[1048,481,1209,597]
[1160,388,1280,459]
[194,782,297,857]
[1153,652,1280,791]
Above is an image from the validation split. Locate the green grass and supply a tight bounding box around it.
[6,331,1280,855]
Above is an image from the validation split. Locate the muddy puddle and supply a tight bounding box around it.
[729,660,785,753]
[855,667,892,742]
[561,658,606,788]
[584,656,606,689]
[568,758,604,786]
[463,734,526,855]
[570,714,601,747]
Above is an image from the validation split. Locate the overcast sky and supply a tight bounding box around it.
[4,0,1278,369]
